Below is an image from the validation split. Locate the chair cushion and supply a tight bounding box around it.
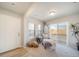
[27,40,39,48]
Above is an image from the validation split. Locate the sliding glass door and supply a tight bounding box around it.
[57,23,67,44]
[49,24,58,40]
[48,22,68,44]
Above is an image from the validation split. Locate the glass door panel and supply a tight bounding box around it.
[48,22,68,44]
[57,23,67,44]
[49,24,58,40]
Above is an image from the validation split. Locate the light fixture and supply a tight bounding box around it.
[49,10,56,16]
[11,3,16,5]
[73,2,77,3]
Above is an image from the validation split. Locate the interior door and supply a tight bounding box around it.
[0,13,21,53]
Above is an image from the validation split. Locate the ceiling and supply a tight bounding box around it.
[0,2,33,15]
[0,2,79,21]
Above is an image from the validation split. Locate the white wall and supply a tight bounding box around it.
[0,8,22,53]
[46,14,79,49]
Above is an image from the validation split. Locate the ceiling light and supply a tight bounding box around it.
[49,12,56,15]
[73,2,77,3]
[49,10,56,16]
[11,3,16,5]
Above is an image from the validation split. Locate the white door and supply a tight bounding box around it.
[0,13,21,53]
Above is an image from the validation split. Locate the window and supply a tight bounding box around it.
[49,24,57,35]
[38,24,41,30]
[28,23,35,37]
[28,23,34,30]
[28,23,42,38]
[35,24,41,37]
